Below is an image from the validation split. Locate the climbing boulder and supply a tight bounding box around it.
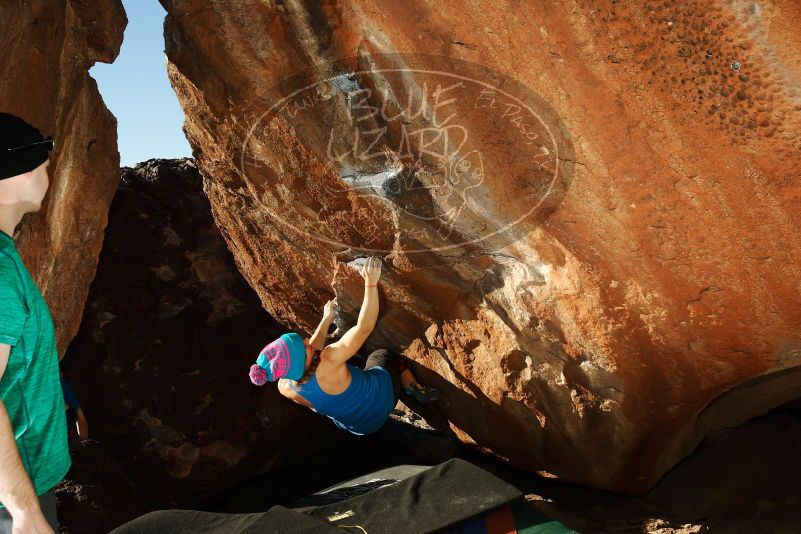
[159,0,801,493]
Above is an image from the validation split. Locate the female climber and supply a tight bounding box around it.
[247,256,440,435]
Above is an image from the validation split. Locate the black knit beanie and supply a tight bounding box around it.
[0,112,53,180]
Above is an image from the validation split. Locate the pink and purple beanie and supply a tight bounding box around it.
[249,332,306,385]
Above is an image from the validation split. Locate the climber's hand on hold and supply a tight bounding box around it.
[322,298,337,321]
[359,256,382,285]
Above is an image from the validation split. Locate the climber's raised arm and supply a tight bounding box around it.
[321,257,382,365]
[309,299,337,351]
[358,256,382,329]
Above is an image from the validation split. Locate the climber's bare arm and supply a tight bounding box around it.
[309,308,335,351]
[321,322,373,366]
[321,257,382,366]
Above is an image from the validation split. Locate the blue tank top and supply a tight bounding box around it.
[290,364,395,435]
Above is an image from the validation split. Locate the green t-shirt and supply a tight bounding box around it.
[0,230,70,508]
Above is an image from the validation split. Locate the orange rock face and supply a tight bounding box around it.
[0,0,126,356]
[160,0,801,493]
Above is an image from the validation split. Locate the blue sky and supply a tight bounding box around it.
[90,0,192,167]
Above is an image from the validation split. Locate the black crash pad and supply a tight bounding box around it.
[111,458,522,534]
